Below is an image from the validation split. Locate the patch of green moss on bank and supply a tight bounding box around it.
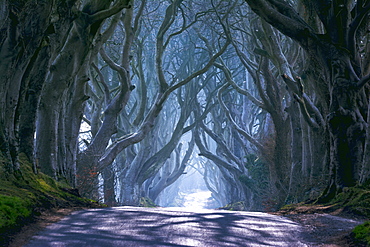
[279,184,370,246]
[220,201,248,211]
[280,185,370,217]
[329,186,370,217]
[0,153,100,246]
[351,221,370,246]
[0,195,32,229]
[139,197,157,207]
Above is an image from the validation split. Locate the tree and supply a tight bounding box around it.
[75,1,139,199]
[1,1,56,174]
[4,0,367,210]
[0,0,131,185]
[243,0,370,199]
[76,0,228,204]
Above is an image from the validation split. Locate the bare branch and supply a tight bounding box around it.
[88,0,131,23]
[194,126,242,174]
[158,39,230,106]
[91,12,121,59]
[282,74,325,129]
[99,48,128,86]
[254,58,274,111]
[214,62,266,110]
[133,0,146,35]
[156,0,184,92]
[356,73,370,89]
[217,82,264,152]
[98,40,229,170]
[244,0,315,46]
[199,120,241,166]
[91,62,111,104]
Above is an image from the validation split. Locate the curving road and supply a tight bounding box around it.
[25,206,309,247]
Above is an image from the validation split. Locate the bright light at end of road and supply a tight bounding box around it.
[183,190,212,210]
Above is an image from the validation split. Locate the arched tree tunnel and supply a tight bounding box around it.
[1,0,369,213]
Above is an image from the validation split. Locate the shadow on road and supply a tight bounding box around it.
[25,207,307,247]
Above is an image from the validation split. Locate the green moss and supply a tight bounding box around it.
[220,201,247,211]
[0,195,32,229]
[330,186,370,218]
[139,197,157,207]
[0,153,98,246]
[351,221,370,246]
[280,185,370,216]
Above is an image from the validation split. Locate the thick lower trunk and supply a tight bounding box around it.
[102,164,117,206]
[204,171,226,207]
[120,179,140,206]
[64,72,89,187]
[269,116,291,206]
[218,166,249,206]
[35,100,60,178]
[285,100,304,203]
[36,0,111,182]
[0,1,53,173]
[146,139,193,202]
[310,129,329,184]
[328,109,366,189]
[118,138,155,206]
[76,150,100,199]
[19,46,49,164]
[360,100,370,184]
[147,175,167,202]
[321,71,368,201]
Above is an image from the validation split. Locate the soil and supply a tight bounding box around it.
[7,207,84,247]
[7,205,367,247]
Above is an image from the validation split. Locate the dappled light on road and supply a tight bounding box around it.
[26,207,309,247]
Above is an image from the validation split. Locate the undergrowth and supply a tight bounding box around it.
[220,201,248,211]
[330,186,370,217]
[139,197,157,207]
[0,153,98,246]
[280,184,370,246]
[351,221,370,246]
[329,185,370,246]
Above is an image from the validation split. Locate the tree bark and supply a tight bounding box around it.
[0,0,53,173]
[243,0,370,198]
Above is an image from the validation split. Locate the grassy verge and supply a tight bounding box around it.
[219,201,248,211]
[325,186,370,246]
[139,197,157,207]
[279,185,370,246]
[0,154,101,246]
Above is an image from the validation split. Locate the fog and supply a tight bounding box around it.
[156,164,221,210]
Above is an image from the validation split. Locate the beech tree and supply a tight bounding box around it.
[243,0,370,199]
[0,1,130,179]
[115,1,229,205]
[2,0,368,210]
[76,0,229,204]
[75,0,141,199]
[1,1,57,174]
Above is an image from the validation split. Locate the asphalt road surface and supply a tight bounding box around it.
[25,206,309,247]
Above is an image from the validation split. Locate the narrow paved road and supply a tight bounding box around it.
[25,207,309,247]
